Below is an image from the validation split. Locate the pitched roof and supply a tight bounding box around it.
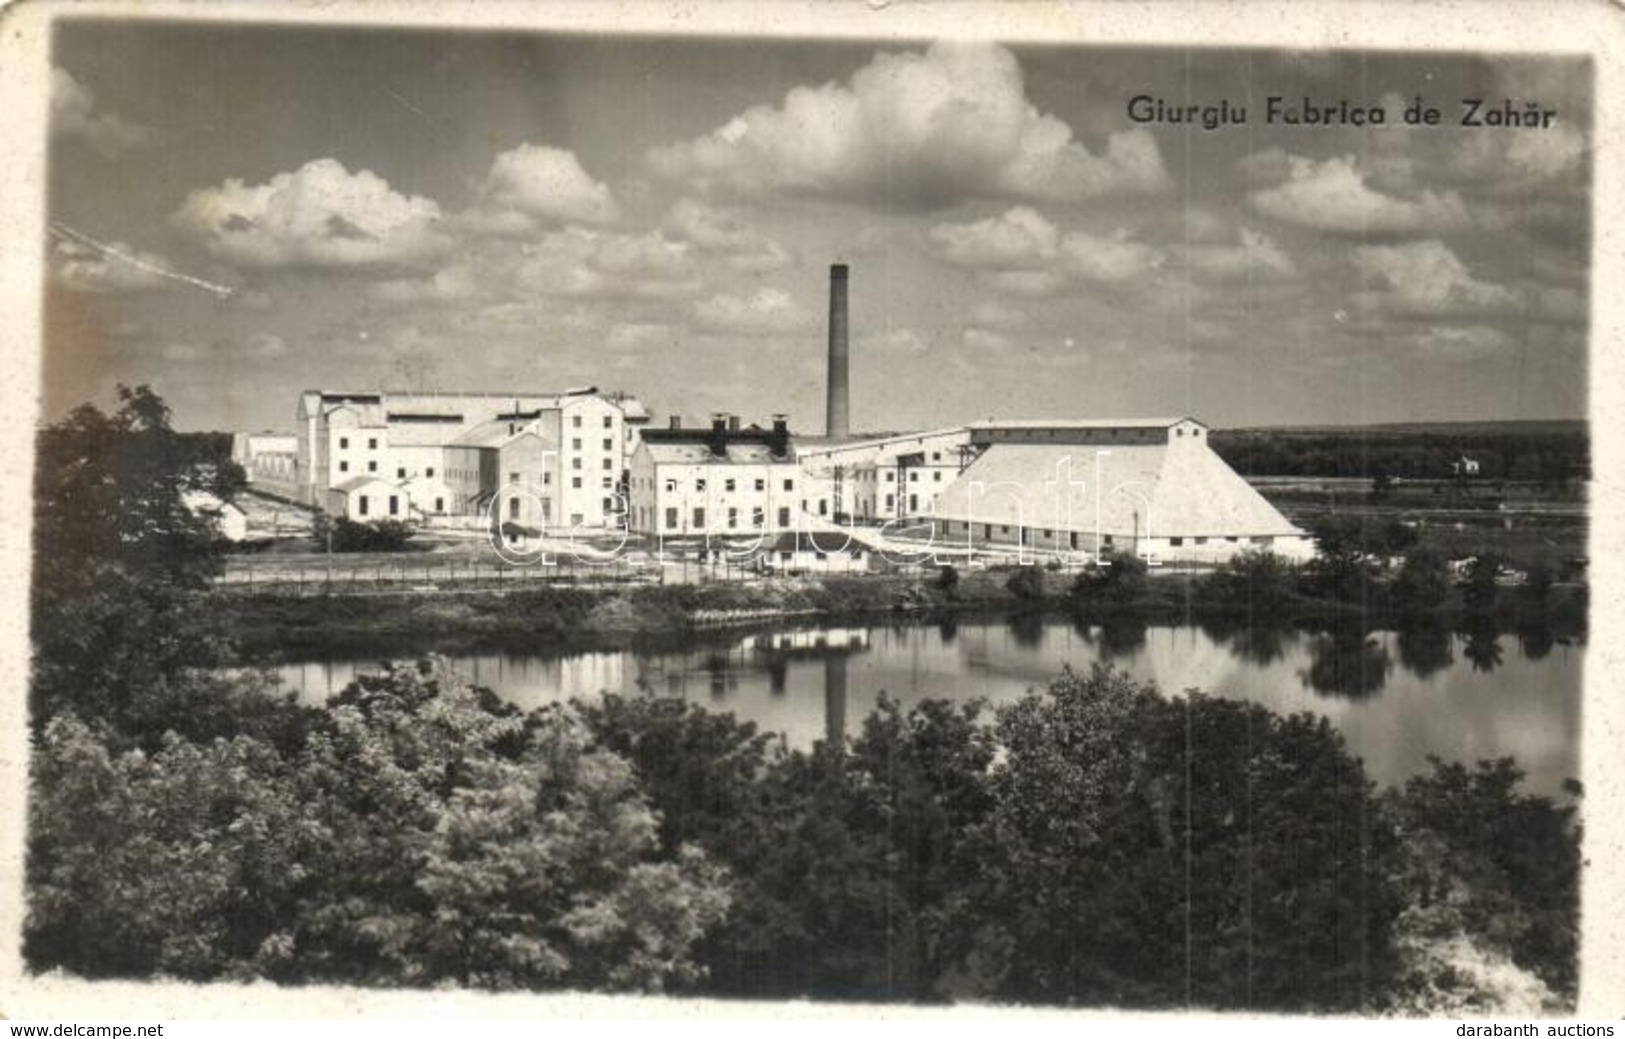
[932,440,1302,538]
[450,420,557,450]
[967,417,1201,431]
[329,475,398,494]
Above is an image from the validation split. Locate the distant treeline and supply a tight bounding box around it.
[1210,424,1589,482]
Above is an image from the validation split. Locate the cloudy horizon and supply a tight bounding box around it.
[43,21,1591,433]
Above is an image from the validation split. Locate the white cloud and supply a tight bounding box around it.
[649,41,1169,208]
[514,227,704,301]
[172,158,451,273]
[859,327,932,354]
[606,322,675,350]
[983,269,1069,299]
[369,262,483,304]
[1175,227,1299,282]
[1352,240,1519,318]
[1249,154,1472,236]
[49,237,172,293]
[963,327,1012,352]
[693,287,811,334]
[51,67,151,158]
[462,144,620,233]
[969,300,1029,330]
[1058,229,1162,284]
[929,206,1059,269]
[666,199,794,273]
[929,206,1162,291]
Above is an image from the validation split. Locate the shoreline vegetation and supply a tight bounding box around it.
[27,388,1584,1012]
[212,560,1587,661]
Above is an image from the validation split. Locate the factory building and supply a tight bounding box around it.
[293,388,649,528]
[929,417,1314,563]
[796,427,975,524]
[627,415,804,539]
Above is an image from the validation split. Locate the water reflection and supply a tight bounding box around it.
[273,618,1583,797]
[1300,626,1394,700]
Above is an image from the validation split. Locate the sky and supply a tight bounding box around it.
[42,20,1592,433]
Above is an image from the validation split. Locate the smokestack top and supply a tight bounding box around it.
[830,263,849,280]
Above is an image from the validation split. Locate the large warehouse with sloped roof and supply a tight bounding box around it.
[929,417,1314,564]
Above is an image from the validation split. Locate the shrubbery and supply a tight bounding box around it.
[311,513,419,553]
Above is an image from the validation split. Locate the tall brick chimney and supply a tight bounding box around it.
[826,263,850,439]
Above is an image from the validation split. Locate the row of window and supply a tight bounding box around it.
[642,476,796,494]
[571,415,616,429]
[660,505,793,530]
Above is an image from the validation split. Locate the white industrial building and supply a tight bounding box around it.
[795,427,974,524]
[929,417,1314,563]
[293,388,650,528]
[627,416,804,539]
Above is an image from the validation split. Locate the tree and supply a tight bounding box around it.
[1071,550,1148,605]
[29,660,735,992]
[1005,564,1045,601]
[1196,551,1300,617]
[1392,547,1451,613]
[288,660,732,991]
[1462,554,1502,614]
[1383,758,1579,1007]
[32,386,246,725]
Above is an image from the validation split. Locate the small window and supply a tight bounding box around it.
[665,507,678,529]
[389,495,399,516]
[603,416,613,429]
[752,507,764,528]
[693,507,706,528]
[602,458,612,470]
[602,438,612,450]
[367,461,377,473]
[1195,537,1208,545]
[1000,525,1010,534]
[434,497,444,512]
[754,478,765,492]
[1104,535,1114,546]
[339,437,349,449]
[1170,537,1185,547]
[509,472,520,484]
[602,477,613,489]
[727,508,738,529]
[573,416,583,428]
[664,479,677,493]
[543,472,552,486]
[885,472,894,482]
[572,438,582,450]
[783,478,794,491]
[696,478,707,492]
[426,467,435,478]
[339,461,350,473]
[1252,536,1274,546]
[572,458,582,470]
[934,471,942,482]
[572,477,582,488]
[932,452,940,461]
[884,494,893,508]
[368,438,378,450]
[508,498,519,520]
[358,495,369,516]
[725,478,736,492]
[777,506,790,527]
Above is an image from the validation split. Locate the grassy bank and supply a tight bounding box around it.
[211,563,1586,662]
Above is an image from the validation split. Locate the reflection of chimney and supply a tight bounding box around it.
[826,263,849,438]
[823,655,847,751]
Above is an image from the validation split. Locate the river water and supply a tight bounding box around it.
[275,618,1582,797]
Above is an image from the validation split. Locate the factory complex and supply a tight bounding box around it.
[232,265,1315,565]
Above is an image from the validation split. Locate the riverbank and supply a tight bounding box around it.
[211,566,1586,661]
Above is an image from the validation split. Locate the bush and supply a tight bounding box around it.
[1462,554,1501,614]
[1005,564,1046,600]
[1195,550,1299,616]
[1070,550,1147,605]
[1392,547,1451,613]
[935,564,960,593]
[311,514,417,553]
